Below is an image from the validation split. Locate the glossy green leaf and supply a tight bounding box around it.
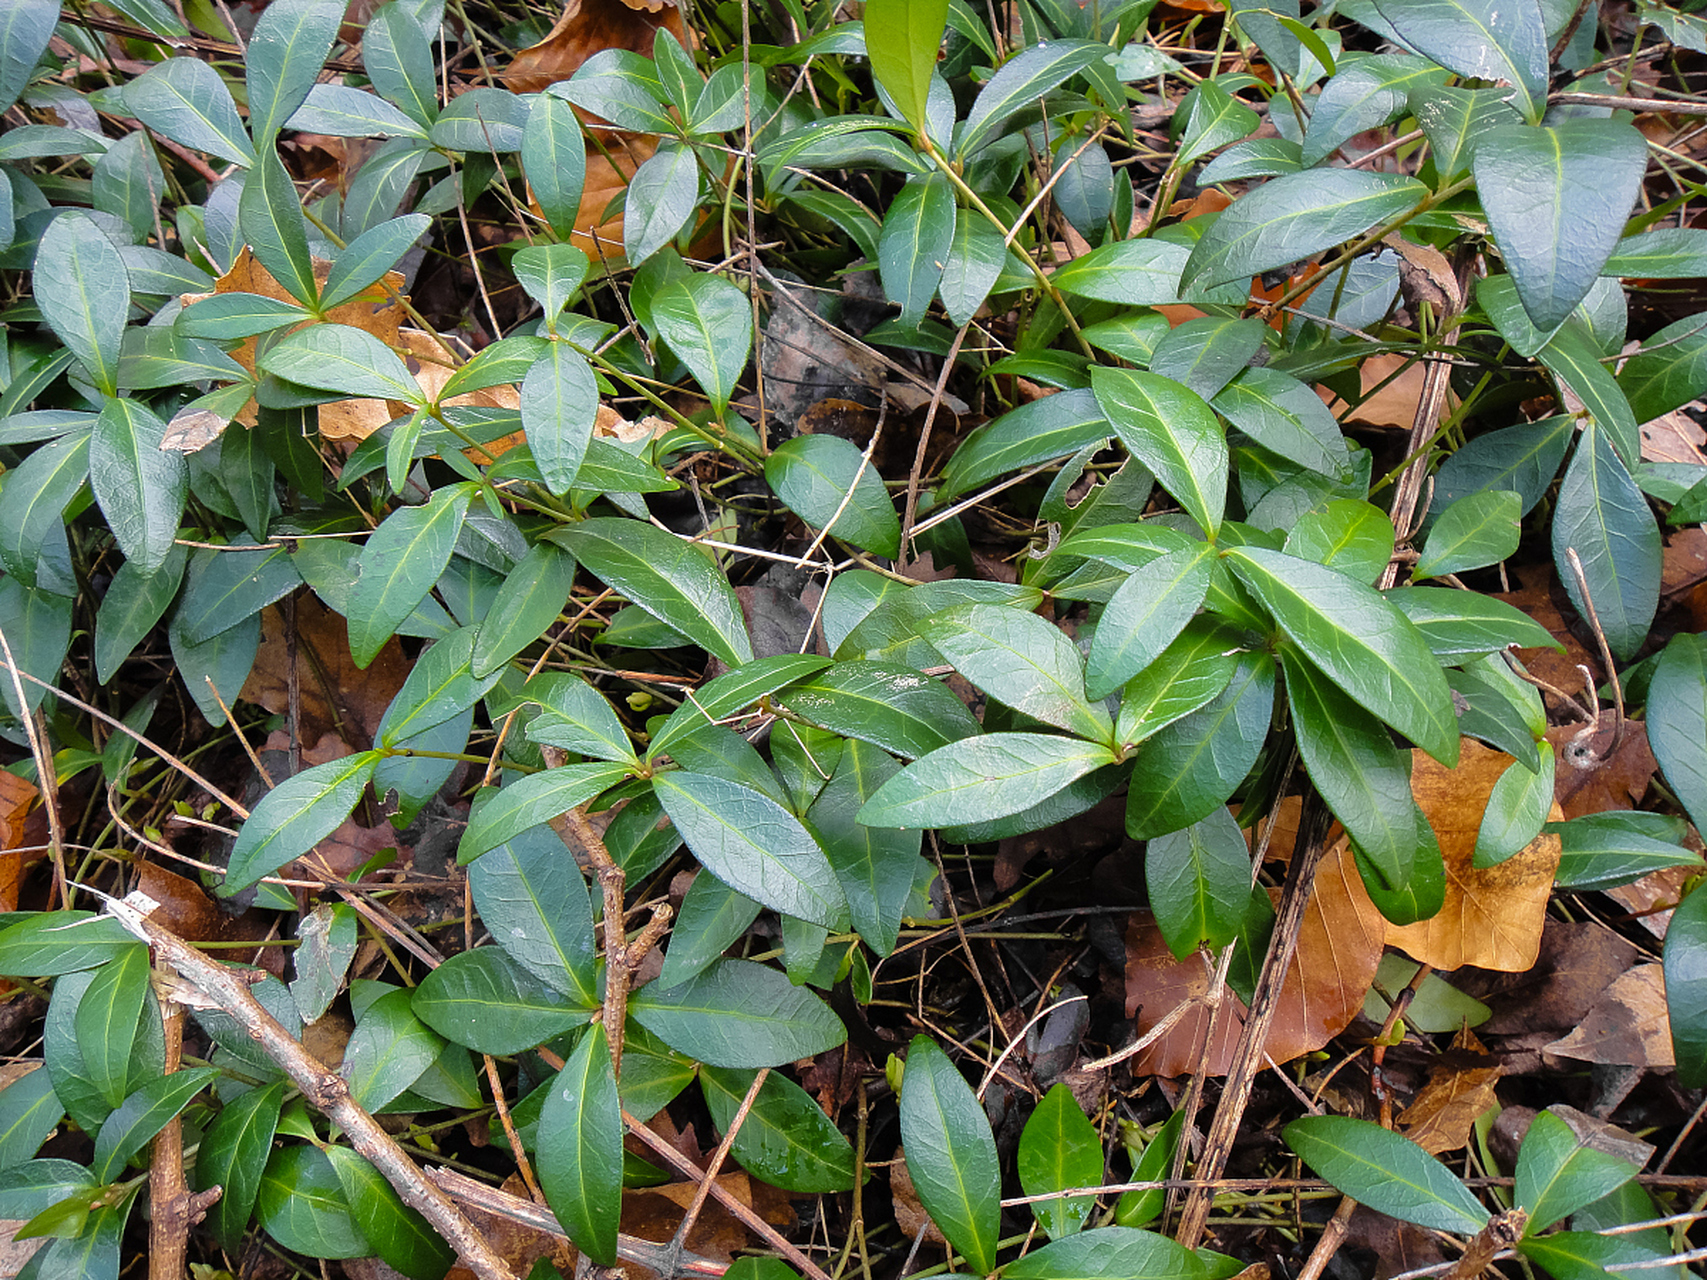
[324,1146,454,1280]
[918,602,1109,741]
[1648,632,1707,837]
[76,946,151,1108]
[1665,882,1707,1088]
[1473,740,1554,868]
[123,57,256,166]
[864,0,948,132]
[1091,366,1226,538]
[658,873,761,989]
[1086,541,1213,700]
[766,434,900,557]
[224,752,381,892]
[412,948,587,1054]
[1386,586,1561,660]
[0,0,57,118]
[457,761,634,863]
[469,824,598,1006]
[1114,1113,1183,1230]
[1115,617,1243,748]
[34,211,128,397]
[1211,366,1347,479]
[773,661,981,761]
[1285,1115,1489,1234]
[429,86,528,151]
[1619,311,1707,425]
[958,40,1106,157]
[90,1067,217,1183]
[651,271,753,420]
[1174,79,1259,169]
[1283,499,1395,585]
[624,142,699,266]
[878,174,954,328]
[898,1035,999,1274]
[1004,1226,1205,1280]
[630,958,847,1068]
[176,291,312,341]
[1053,239,1190,306]
[320,213,429,311]
[0,429,90,590]
[1147,806,1252,960]
[196,1082,283,1251]
[378,626,502,747]
[343,987,443,1112]
[0,915,141,978]
[289,83,428,137]
[513,244,590,331]
[1410,84,1522,183]
[1472,120,1647,332]
[1551,423,1659,663]
[939,208,1008,327]
[0,1070,62,1172]
[261,322,424,405]
[240,150,319,307]
[648,654,830,762]
[538,1020,621,1266]
[1017,1083,1102,1240]
[175,540,301,645]
[861,733,1116,828]
[806,738,925,958]
[654,770,848,929]
[522,95,587,243]
[1551,811,1703,892]
[937,388,1108,502]
[1372,0,1547,121]
[246,0,345,142]
[1415,490,1520,580]
[1125,650,1275,839]
[1514,1107,1640,1232]
[91,397,187,577]
[1603,226,1707,278]
[1225,547,1458,765]
[1518,1230,1675,1280]
[364,3,438,126]
[349,484,474,667]
[702,1066,856,1193]
[257,1144,370,1259]
[520,344,598,495]
[1301,54,1446,166]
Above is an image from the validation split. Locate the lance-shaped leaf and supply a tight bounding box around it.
[624,143,699,266]
[765,435,900,557]
[261,323,424,405]
[1173,78,1260,169]
[412,948,586,1054]
[1551,423,1659,664]
[1286,1115,1489,1233]
[457,761,636,864]
[1146,806,1251,960]
[878,174,954,329]
[1052,238,1190,306]
[554,518,753,667]
[364,3,438,127]
[1514,1108,1640,1232]
[864,0,949,133]
[1473,740,1554,868]
[91,398,187,577]
[246,0,345,143]
[1665,884,1707,1088]
[197,1082,283,1251]
[1181,169,1426,292]
[917,602,1109,741]
[123,58,256,167]
[223,752,381,892]
[347,485,473,667]
[648,654,830,761]
[472,540,577,678]
[77,946,150,1108]
[630,958,846,1068]
[0,429,90,588]
[806,739,924,959]
[522,95,586,243]
[1415,489,1520,580]
[1005,1226,1203,1280]
[0,0,58,118]
[1225,547,1459,765]
[957,40,1106,157]
[937,388,1108,502]
[539,1021,622,1266]
[324,1147,455,1280]
[34,212,128,397]
[320,213,429,312]
[342,988,443,1112]
[520,344,598,495]
[898,1036,1000,1274]
[859,733,1117,829]
[240,150,319,307]
[1085,541,1213,700]
[1473,120,1648,332]
[654,771,848,929]
[90,1067,218,1183]
[1091,366,1226,538]
[513,244,590,331]
[939,207,1008,328]
[1373,0,1547,121]
[1648,633,1707,839]
[651,271,752,421]
[773,661,980,761]
[702,1066,857,1192]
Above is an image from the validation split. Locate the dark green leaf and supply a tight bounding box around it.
[1551,811,1702,892]
[0,429,90,589]
[1147,806,1252,960]
[1004,1226,1205,1280]
[0,0,57,117]
[859,733,1117,828]
[1518,1231,1675,1280]
[91,397,187,577]
[1173,79,1259,169]
[472,542,577,678]
[224,752,381,892]
[90,1068,217,1183]
[648,654,831,762]
[1086,541,1213,700]
[412,948,587,1054]
[429,86,529,151]
[522,96,587,243]
[658,873,761,989]
[343,987,443,1112]
[1285,1115,1489,1234]
[1473,741,1554,868]
[469,824,598,1006]
[325,1146,454,1280]
[123,58,256,166]
[1386,586,1561,659]
[457,761,634,863]
[349,484,474,667]
[1301,54,1447,166]
[246,0,345,143]
[1053,239,1190,306]
[1091,366,1226,538]
[364,3,439,127]
[76,946,151,1108]
[702,1066,856,1193]
[651,271,753,421]
[897,1035,1000,1274]
[766,434,900,557]
[261,322,424,404]
[240,151,319,307]
[958,40,1106,157]
[34,212,128,397]
[1514,1107,1640,1232]
[878,174,954,328]
[175,540,301,645]
[0,1070,60,1172]
[94,544,187,684]
[624,143,700,266]
[1618,311,1707,425]
[379,626,503,746]
[1665,882,1707,1088]
[1552,423,1660,663]
[1212,366,1348,479]
[1115,617,1243,747]
[918,602,1109,741]
[1648,632,1707,837]
[539,1021,622,1265]
[630,958,847,1068]
[806,739,925,958]
[1537,320,1641,470]
[938,388,1107,502]
[774,661,981,761]
[1017,1083,1102,1240]
[1603,227,1707,278]
[1410,85,1522,183]
[940,209,1008,328]
[520,345,598,495]
[1415,490,1520,580]
[1431,417,1571,519]
[320,214,429,311]
[0,915,140,978]
[195,1082,283,1251]
[1373,0,1547,121]
[256,1144,370,1259]
[513,244,590,331]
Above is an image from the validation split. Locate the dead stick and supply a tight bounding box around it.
[106,898,519,1280]
[148,980,221,1280]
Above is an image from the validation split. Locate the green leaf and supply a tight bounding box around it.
[555,517,754,667]
[1665,883,1707,1088]
[1225,547,1459,765]
[808,740,926,959]
[1649,633,1707,838]
[261,322,424,404]
[324,1146,454,1280]
[1283,499,1395,585]
[90,1068,217,1183]
[0,0,57,118]
[1603,227,1707,278]
[0,1069,63,1171]
[1518,1231,1675,1280]
[412,948,587,1054]
[224,752,381,892]
[240,149,319,306]
[429,86,529,151]
[522,95,587,243]
[702,1066,856,1193]
[1004,1226,1205,1280]
[624,142,700,266]
[864,0,948,132]
[1473,741,1554,868]
[897,1035,1000,1274]
[76,946,151,1108]
[257,1145,370,1259]
[469,824,598,1006]
[1125,650,1275,839]
[938,388,1107,503]
[0,429,90,590]
[1174,78,1260,169]
[175,539,301,645]
[1552,811,1704,892]
[858,733,1117,828]
[1410,85,1522,183]
[0,578,73,718]
[654,771,848,929]
[456,761,635,863]
[774,661,981,761]
[1285,1115,1489,1234]
[1514,1107,1640,1233]
[0,915,141,978]
[918,602,1109,741]
[939,208,1008,327]
[91,397,187,577]
[1017,1083,1105,1240]
[1086,541,1213,700]
[647,655,831,763]
[1372,0,1547,121]
[320,213,429,311]
[246,0,346,143]
[1301,54,1447,167]
[289,83,428,138]
[364,3,439,127]
[378,626,503,746]
[1115,617,1243,747]
[1091,367,1226,539]
[472,541,577,678]
[520,345,598,495]
[539,1020,622,1266]
[343,987,443,1112]
[1146,806,1252,960]
[1053,239,1190,306]
[123,58,257,167]
[1115,1113,1183,1228]
[513,244,590,332]
[1552,423,1660,663]
[878,174,954,329]
[1211,366,1347,480]
[958,40,1107,157]
[34,211,128,397]
[1618,311,1707,425]
[349,484,474,667]
[630,958,847,1068]
[659,873,761,989]
[1415,490,1520,580]
[1474,120,1649,332]
[176,291,313,341]
[196,1082,283,1251]
[0,1162,99,1223]
[651,271,753,421]
[1386,586,1561,660]
[766,434,900,557]
[1181,169,1426,292]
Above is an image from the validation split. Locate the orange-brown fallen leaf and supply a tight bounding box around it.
[1387,740,1562,973]
[1545,963,1674,1069]
[1321,352,1451,431]
[240,595,410,750]
[1398,1025,1502,1155]
[0,772,37,919]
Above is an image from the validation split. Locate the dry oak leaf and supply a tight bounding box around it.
[240,595,410,748]
[0,771,36,915]
[1544,963,1674,1069]
[1397,1024,1502,1155]
[1386,740,1562,973]
[1122,836,1384,1077]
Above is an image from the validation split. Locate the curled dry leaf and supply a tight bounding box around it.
[1386,740,1562,973]
[1122,836,1384,1077]
[1544,963,1674,1069]
[1397,1025,1502,1155]
[1547,721,1656,820]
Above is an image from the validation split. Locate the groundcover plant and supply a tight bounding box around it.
[0,0,1704,1273]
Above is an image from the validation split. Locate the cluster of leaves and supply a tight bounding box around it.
[0,0,1704,1272]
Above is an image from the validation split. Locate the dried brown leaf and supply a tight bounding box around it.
[1544,963,1674,1068]
[1397,1025,1502,1155]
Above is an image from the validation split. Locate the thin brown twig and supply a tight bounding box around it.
[662,1068,770,1271]
[0,627,66,908]
[147,981,221,1280]
[898,324,971,571]
[1562,545,1627,765]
